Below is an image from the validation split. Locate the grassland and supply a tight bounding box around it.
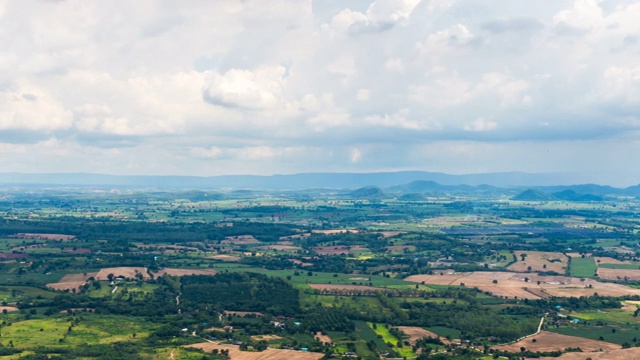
[569,256,598,278]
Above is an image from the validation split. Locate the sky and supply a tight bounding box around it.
[0,0,639,186]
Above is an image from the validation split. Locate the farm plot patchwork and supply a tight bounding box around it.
[405,272,640,299]
[492,331,619,353]
[508,251,568,273]
[186,342,324,360]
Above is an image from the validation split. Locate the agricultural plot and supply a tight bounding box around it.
[395,326,441,345]
[597,268,640,281]
[536,347,640,359]
[186,342,324,360]
[492,331,619,353]
[508,251,568,273]
[95,267,149,280]
[405,271,640,299]
[367,323,416,358]
[568,255,598,278]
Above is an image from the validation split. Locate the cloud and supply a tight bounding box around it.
[203,66,287,110]
[0,0,639,185]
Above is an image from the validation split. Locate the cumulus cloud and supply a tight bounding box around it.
[0,0,638,184]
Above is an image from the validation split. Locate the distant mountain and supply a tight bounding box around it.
[397,193,427,201]
[0,171,588,190]
[511,189,557,201]
[348,186,385,199]
[387,180,502,195]
[535,184,620,196]
[552,190,603,202]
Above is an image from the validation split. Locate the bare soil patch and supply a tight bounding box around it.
[508,251,568,273]
[598,268,640,281]
[208,254,241,262]
[312,229,359,235]
[386,245,416,252]
[289,259,313,267]
[46,272,98,291]
[308,284,386,292]
[251,335,282,341]
[224,311,264,317]
[377,231,406,238]
[9,233,76,241]
[535,347,640,360]
[186,342,324,360]
[312,246,350,255]
[314,332,332,344]
[257,245,302,251]
[0,306,19,312]
[594,257,632,265]
[95,267,149,280]
[405,271,640,299]
[221,235,260,245]
[46,281,87,291]
[154,268,217,277]
[396,326,441,345]
[493,331,619,353]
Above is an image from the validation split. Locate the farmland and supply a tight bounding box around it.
[0,184,638,359]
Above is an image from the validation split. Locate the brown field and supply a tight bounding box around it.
[595,257,632,265]
[279,233,311,240]
[535,347,640,360]
[308,284,386,291]
[0,306,19,312]
[386,245,416,252]
[208,254,241,262]
[493,331,619,353]
[257,245,302,251]
[405,271,640,299]
[508,251,568,273]
[598,268,640,281]
[312,229,359,235]
[154,268,217,277]
[251,335,282,341]
[46,272,98,291]
[186,342,324,360]
[377,231,406,238]
[289,259,313,266]
[312,246,350,255]
[224,311,264,317]
[9,233,76,240]
[396,326,441,345]
[312,245,369,255]
[221,235,260,245]
[314,332,332,344]
[95,267,149,280]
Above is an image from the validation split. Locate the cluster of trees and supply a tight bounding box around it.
[180,273,299,316]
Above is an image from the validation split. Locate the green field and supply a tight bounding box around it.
[569,256,597,278]
[599,263,640,270]
[367,322,416,358]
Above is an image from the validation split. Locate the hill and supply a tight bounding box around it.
[511,189,557,201]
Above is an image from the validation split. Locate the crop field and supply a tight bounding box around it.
[367,323,416,357]
[568,256,598,278]
[405,271,640,299]
[186,342,324,360]
[0,315,155,349]
[597,268,640,281]
[536,347,640,359]
[508,251,568,273]
[492,331,619,352]
[550,324,637,346]
[396,326,441,344]
[95,267,149,280]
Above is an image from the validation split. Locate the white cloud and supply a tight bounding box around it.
[0,0,637,184]
[203,66,287,110]
[0,82,72,131]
